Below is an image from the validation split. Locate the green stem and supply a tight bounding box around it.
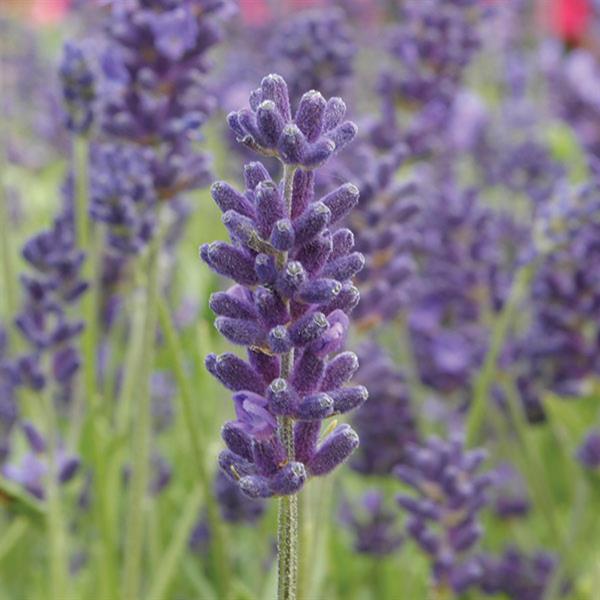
[147,483,204,600]
[122,243,160,600]
[277,163,298,600]
[43,386,70,600]
[466,260,537,445]
[157,298,231,599]
[0,517,28,564]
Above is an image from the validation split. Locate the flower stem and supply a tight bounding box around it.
[122,241,160,600]
[278,163,299,600]
[43,385,70,600]
[466,260,538,445]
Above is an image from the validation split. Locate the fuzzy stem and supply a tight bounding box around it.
[122,241,160,600]
[157,297,231,599]
[277,163,299,600]
[466,260,537,445]
[43,385,70,600]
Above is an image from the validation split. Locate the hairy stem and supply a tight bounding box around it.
[278,163,299,600]
[122,242,160,600]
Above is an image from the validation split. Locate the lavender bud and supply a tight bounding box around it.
[267,378,299,416]
[295,90,326,142]
[295,393,334,420]
[270,219,295,251]
[215,317,264,347]
[278,124,308,164]
[289,312,328,346]
[297,278,342,305]
[256,100,285,147]
[255,253,278,285]
[201,242,258,286]
[254,287,290,327]
[268,326,293,354]
[244,162,271,191]
[291,170,314,219]
[322,252,365,281]
[222,422,253,462]
[269,462,307,495]
[294,232,332,275]
[321,183,360,224]
[255,180,286,239]
[222,210,259,247]
[211,182,254,217]
[330,385,368,414]
[209,290,257,320]
[207,353,265,394]
[321,352,359,391]
[308,424,359,476]
[291,350,324,393]
[323,97,347,131]
[276,261,307,299]
[260,73,291,121]
[293,202,331,246]
[239,475,273,499]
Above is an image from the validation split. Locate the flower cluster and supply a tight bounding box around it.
[516,173,600,416]
[396,436,494,594]
[1,422,80,500]
[202,74,367,498]
[59,42,96,135]
[327,144,419,329]
[268,8,357,105]
[227,73,357,168]
[351,343,418,476]
[0,327,17,462]
[372,0,485,153]
[11,204,87,396]
[407,181,524,395]
[80,0,229,255]
[340,490,404,557]
[477,547,556,600]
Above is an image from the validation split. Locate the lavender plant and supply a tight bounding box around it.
[202,73,366,599]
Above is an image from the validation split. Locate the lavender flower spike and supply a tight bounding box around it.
[396,435,494,595]
[202,74,364,600]
[203,74,364,498]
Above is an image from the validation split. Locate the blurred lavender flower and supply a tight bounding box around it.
[0,327,18,462]
[11,202,87,397]
[407,181,525,395]
[396,435,494,594]
[478,547,556,600]
[516,173,600,416]
[215,470,266,523]
[340,490,404,556]
[269,8,357,105]
[576,429,600,471]
[59,42,96,135]
[327,144,419,328]
[371,0,486,154]
[491,463,530,520]
[351,343,418,476]
[203,74,366,498]
[2,422,80,500]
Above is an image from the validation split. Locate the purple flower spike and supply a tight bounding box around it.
[396,435,493,594]
[204,75,365,496]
